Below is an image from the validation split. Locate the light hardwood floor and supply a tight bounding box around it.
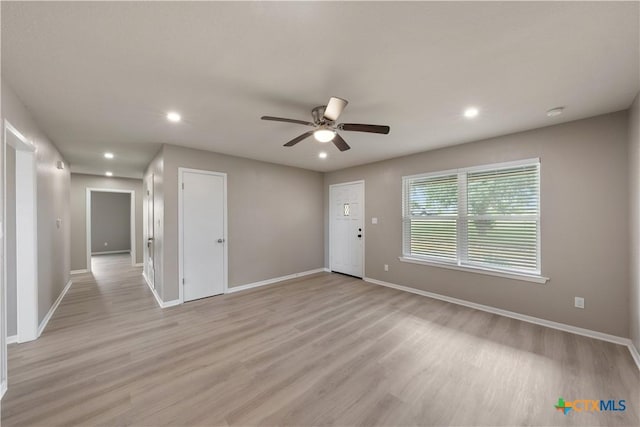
[1,254,638,426]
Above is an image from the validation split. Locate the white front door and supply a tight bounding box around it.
[330,181,364,278]
[180,169,226,302]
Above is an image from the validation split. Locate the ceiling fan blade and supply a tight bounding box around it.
[340,123,390,134]
[332,133,351,151]
[323,97,348,121]
[284,131,314,147]
[261,116,314,126]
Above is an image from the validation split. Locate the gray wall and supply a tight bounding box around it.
[6,146,16,337]
[91,192,131,253]
[1,80,71,325]
[629,93,640,352]
[325,112,629,337]
[148,144,324,302]
[70,174,143,270]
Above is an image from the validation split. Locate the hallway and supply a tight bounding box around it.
[1,254,154,424]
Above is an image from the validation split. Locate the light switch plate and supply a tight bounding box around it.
[372,217,378,224]
[574,297,585,309]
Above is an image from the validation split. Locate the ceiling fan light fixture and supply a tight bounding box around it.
[313,128,336,143]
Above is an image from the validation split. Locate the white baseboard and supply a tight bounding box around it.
[363,276,639,371]
[629,342,640,371]
[6,335,17,344]
[226,268,326,294]
[162,299,181,308]
[323,267,330,272]
[37,278,73,337]
[1,380,6,400]
[143,271,162,308]
[143,272,180,309]
[134,262,144,267]
[70,269,89,275]
[91,250,130,255]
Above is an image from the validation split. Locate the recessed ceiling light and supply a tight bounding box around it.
[464,107,479,118]
[318,151,328,159]
[546,107,564,117]
[167,111,181,122]
[104,152,114,159]
[313,128,336,143]
[105,171,113,177]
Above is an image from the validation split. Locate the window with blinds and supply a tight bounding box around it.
[402,159,540,276]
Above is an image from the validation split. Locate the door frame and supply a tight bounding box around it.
[3,120,39,350]
[178,167,228,304]
[143,174,154,289]
[329,180,365,278]
[86,188,136,272]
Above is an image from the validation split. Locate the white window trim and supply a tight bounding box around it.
[402,158,546,283]
[398,256,549,284]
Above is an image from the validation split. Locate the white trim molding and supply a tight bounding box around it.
[134,263,144,267]
[6,336,17,345]
[37,279,73,337]
[4,119,39,345]
[143,271,162,307]
[226,269,326,294]
[70,269,89,275]
[91,250,131,256]
[629,343,640,371]
[399,256,549,284]
[363,276,639,371]
[143,272,180,309]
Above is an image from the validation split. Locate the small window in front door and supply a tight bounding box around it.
[343,203,350,216]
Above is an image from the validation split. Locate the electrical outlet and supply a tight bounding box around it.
[372,217,378,224]
[574,297,585,309]
[384,264,389,271]
[104,242,108,247]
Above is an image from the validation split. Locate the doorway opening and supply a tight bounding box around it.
[3,119,39,354]
[86,189,135,273]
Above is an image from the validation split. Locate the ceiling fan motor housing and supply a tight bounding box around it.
[312,105,329,125]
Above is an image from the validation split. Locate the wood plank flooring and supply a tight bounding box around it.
[1,253,638,426]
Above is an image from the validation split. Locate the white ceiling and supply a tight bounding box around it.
[2,1,638,177]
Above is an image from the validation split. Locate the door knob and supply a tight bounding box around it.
[217,238,225,243]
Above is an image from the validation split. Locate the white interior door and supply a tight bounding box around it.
[180,169,226,302]
[146,176,154,288]
[330,181,364,278]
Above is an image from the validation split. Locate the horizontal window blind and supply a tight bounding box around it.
[403,160,540,276]
[464,164,539,272]
[403,174,457,261]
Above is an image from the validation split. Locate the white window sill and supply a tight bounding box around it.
[398,256,549,284]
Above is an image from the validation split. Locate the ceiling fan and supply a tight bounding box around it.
[261,97,390,152]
